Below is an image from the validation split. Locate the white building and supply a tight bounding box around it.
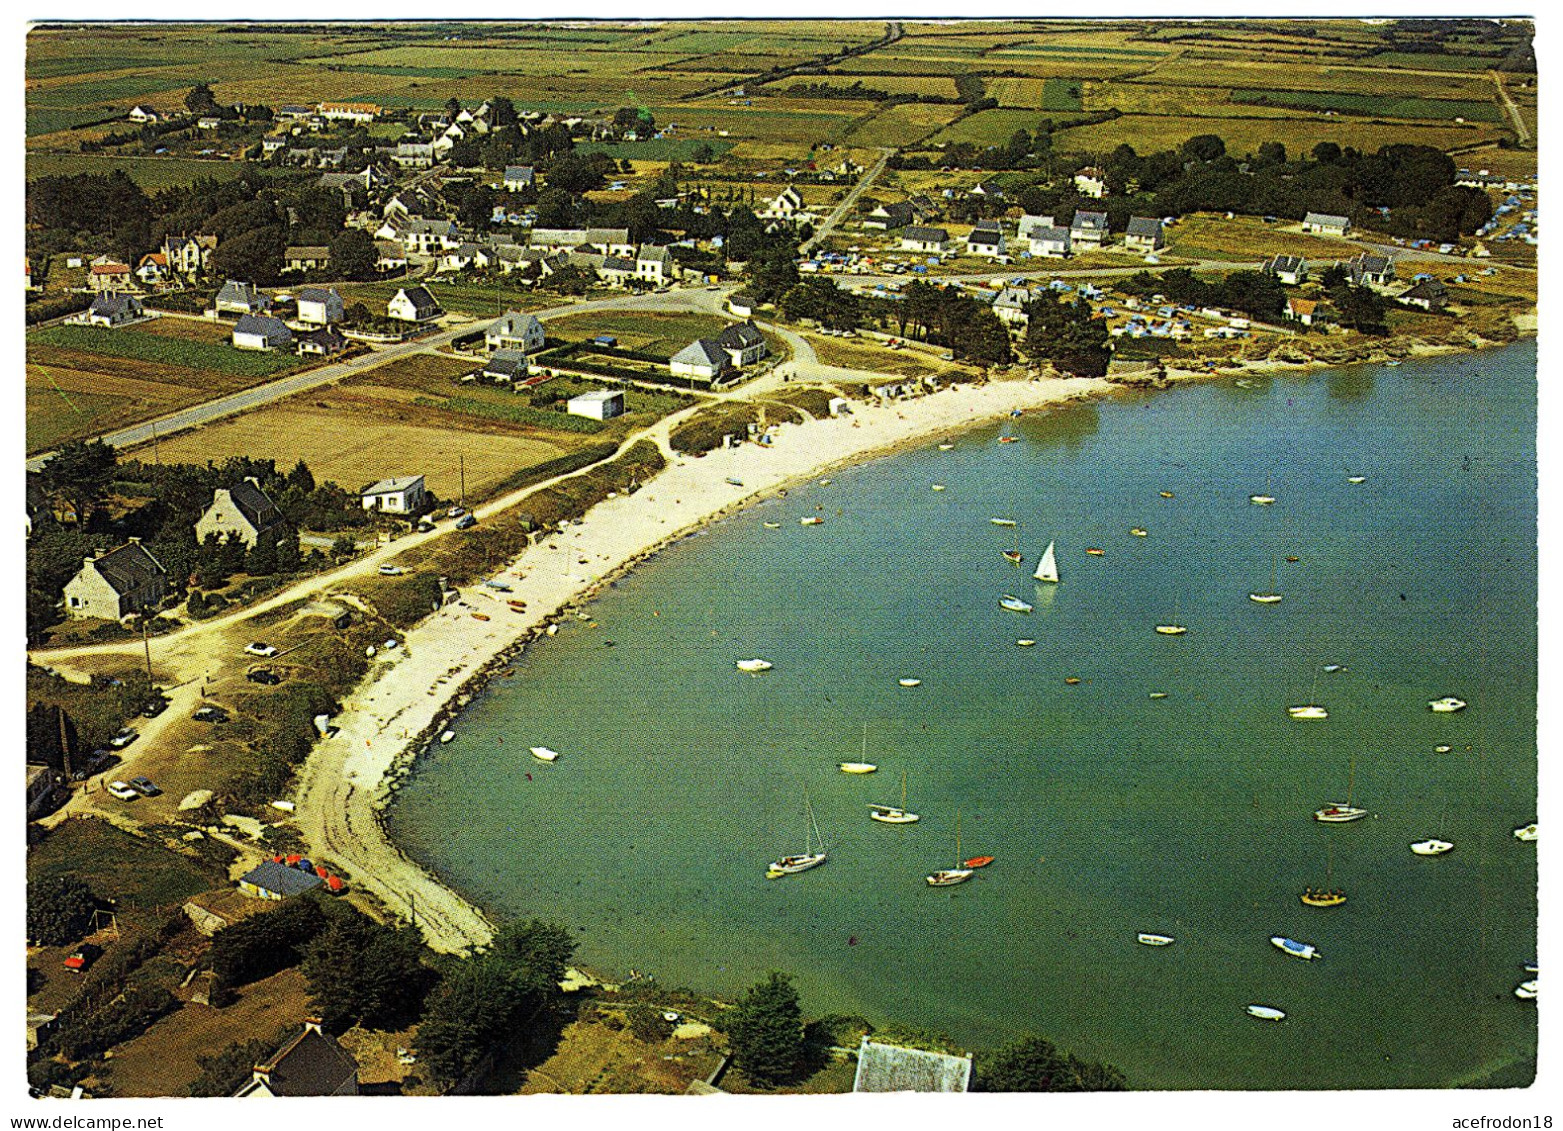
[485,310,545,353]
[360,475,428,514]
[567,389,626,420]
[295,287,344,326]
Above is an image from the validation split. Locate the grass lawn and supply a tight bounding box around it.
[31,324,301,379]
[928,108,1052,147]
[337,280,543,319]
[28,817,223,915]
[1052,113,1502,159]
[27,384,137,453]
[27,154,268,189]
[807,334,958,378]
[543,311,734,359]
[1166,214,1368,262]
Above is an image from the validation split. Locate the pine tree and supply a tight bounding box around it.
[727,971,804,1087]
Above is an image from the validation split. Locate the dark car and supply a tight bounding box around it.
[192,705,229,724]
[129,776,161,797]
[455,513,477,530]
[246,668,282,685]
[141,697,168,718]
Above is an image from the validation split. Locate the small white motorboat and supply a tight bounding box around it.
[990,517,1017,526]
[1137,933,1175,947]
[800,516,824,526]
[1347,476,1366,484]
[898,678,922,687]
[1246,1005,1286,1022]
[763,521,781,528]
[938,443,955,451]
[1411,839,1454,856]
[529,746,561,762]
[439,730,456,744]
[1514,822,1538,842]
[1429,696,1467,712]
[1249,593,1282,604]
[1016,639,1036,647]
[1149,691,1168,699]
[1288,705,1329,720]
[932,484,947,491]
[1323,664,1345,673]
[1155,624,1187,636]
[1000,595,1034,613]
[1435,744,1452,753]
[838,762,877,774]
[1249,494,1276,505]
[1271,936,1320,960]
[1516,980,1538,1000]
[737,659,774,673]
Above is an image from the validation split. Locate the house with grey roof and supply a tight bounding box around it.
[669,338,730,382]
[296,324,349,357]
[387,285,442,323]
[1124,216,1165,254]
[1027,225,1072,258]
[232,314,292,351]
[900,227,951,254]
[1344,252,1396,290]
[238,860,324,901]
[1263,254,1309,285]
[480,350,531,383]
[393,142,435,168]
[863,201,915,231]
[966,220,1006,258]
[635,244,676,285]
[485,310,545,353]
[1070,209,1110,249]
[360,475,428,514]
[716,320,768,367]
[215,279,270,317]
[1017,214,1056,242]
[1398,278,1448,311]
[1074,166,1107,198]
[195,478,285,549]
[598,255,638,286]
[568,389,625,420]
[1302,211,1351,236]
[503,165,535,191]
[296,287,344,326]
[992,286,1032,326]
[62,539,167,620]
[283,246,330,274]
[401,218,461,255]
[852,1038,973,1093]
[234,1020,358,1097]
[86,292,144,327]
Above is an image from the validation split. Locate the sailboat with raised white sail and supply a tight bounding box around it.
[768,787,828,876]
[1034,540,1059,583]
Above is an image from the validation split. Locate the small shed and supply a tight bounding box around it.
[238,859,324,901]
[567,389,626,420]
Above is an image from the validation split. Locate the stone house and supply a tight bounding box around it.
[62,539,167,620]
[194,478,285,549]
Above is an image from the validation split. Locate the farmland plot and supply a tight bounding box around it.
[1053,113,1505,159]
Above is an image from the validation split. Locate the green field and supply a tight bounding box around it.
[1370,51,1507,71]
[1230,88,1503,122]
[545,311,734,359]
[26,152,264,187]
[28,818,221,915]
[1053,112,1503,159]
[26,385,139,453]
[577,138,736,162]
[928,108,1051,147]
[1040,77,1085,112]
[30,325,301,379]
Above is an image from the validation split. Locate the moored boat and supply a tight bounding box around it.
[763,521,781,528]
[963,856,995,868]
[1411,839,1454,856]
[1130,527,1148,537]
[1137,933,1174,946]
[1002,550,1024,564]
[529,745,561,762]
[1085,547,1105,556]
[1246,1005,1286,1021]
[800,516,824,526]
[1016,639,1036,647]
[1347,475,1367,484]
[1271,936,1320,960]
[1160,491,1175,498]
[871,771,920,824]
[1516,980,1538,1000]
[1300,888,1346,907]
[1514,822,1538,841]
[926,809,975,886]
[932,484,947,491]
[1155,624,1187,636]
[439,730,456,744]
[1288,705,1328,719]
[768,788,828,878]
[898,678,922,687]
[838,762,877,774]
[736,659,774,673]
[1428,696,1467,712]
[1314,804,1367,823]
[990,517,1017,526]
[1000,594,1034,613]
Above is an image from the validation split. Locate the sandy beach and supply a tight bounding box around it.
[292,373,1112,953]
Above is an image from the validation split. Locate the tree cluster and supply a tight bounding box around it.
[1117,266,1288,322]
[1024,291,1112,377]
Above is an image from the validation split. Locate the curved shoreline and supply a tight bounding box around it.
[293,374,1114,953]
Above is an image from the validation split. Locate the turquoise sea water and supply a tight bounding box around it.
[388,341,1537,1089]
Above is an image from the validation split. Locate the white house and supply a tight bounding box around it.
[1070,210,1109,250]
[1263,254,1308,286]
[635,245,676,285]
[1016,214,1056,242]
[1123,216,1165,254]
[127,105,160,123]
[669,339,730,381]
[215,279,269,317]
[1074,167,1107,198]
[761,185,805,219]
[503,165,535,192]
[716,321,768,367]
[480,350,530,382]
[966,221,1005,258]
[295,287,344,326]
[900,227,951,254]
[62,539,167,620]
[195,478,285,549]
[316,101,380,124]
[1345,252,1396,290]
[567,390,626,420]
[360,475,428,513]
[1027,226,1072,258]
[86,292,144,327]
[393,143,435,169]
[387,286,442,323]
[1301,212,1351,236]
[233,314,292,351]
[992,287,1031,326]
[485,310,545,353]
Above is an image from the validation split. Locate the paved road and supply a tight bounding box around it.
[26,285,730,472]
[800,147,895,256]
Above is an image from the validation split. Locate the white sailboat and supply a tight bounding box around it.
[1000,594,1034,613]
[1250,473,1276,505]
[1249,555,1282,604]
[529,745,561,762]
[927,809,975,886]
[1315,751,1367,822]
[870,770,920,824]
[768,787,828,877]
[1155,598,1187,635]
[1289,669,1328,720]
[1034,541,1059,584]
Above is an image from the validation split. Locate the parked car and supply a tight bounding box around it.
[455,514,477,530]
[63,944,102,973]
[379,564,406,576]
[192,705,229,724]
[129,776,161,797]
[244,642,278,657]
[246,669,281,685]
[140,697,168,718]
[108,727,138,750]
[106,780,140,801]
[446,506,466,518]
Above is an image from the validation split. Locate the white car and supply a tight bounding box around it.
[447,506,466,518]
[108,728,138,750]
[106,781,140,801]
[379,564,406,576]
[244,642,278,658]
